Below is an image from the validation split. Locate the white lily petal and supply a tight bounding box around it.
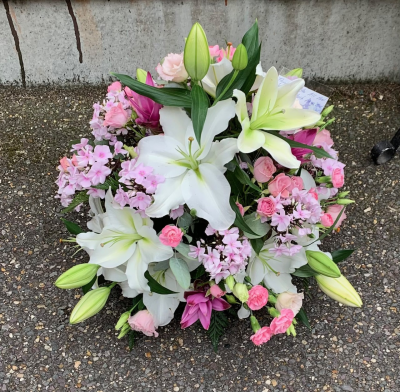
[137,225,174,264]
[201,57,233,98]
[125,247,150,293]
[263,133,300,168]
[87,214,105,234]
[159,107,192,146]
[143,291,180,327]
[252,66,278,120]
[181,163,235,230]
[300,169,317,190]
[263,272,297,294]
[275,79,305,108]
[137,135,187,178]
[232,89,249,124]
[246,255,267,285]
[101,266,127,282]
[250,63,267,91]
[238,305,251,319]
[118,280,139,298]
[237,125,265,153]
[146,174,185,218]
[202,138,239,172]
[89,195,104,216]
[197,99,236,160]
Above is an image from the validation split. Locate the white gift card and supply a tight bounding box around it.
[277,75,329,114]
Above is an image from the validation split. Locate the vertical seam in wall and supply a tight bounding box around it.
[3,0,26,87]
[65,0,83,63]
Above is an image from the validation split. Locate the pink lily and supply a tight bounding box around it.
[125,72,162,132]
[181,290,230,330]
[286,128,318,162]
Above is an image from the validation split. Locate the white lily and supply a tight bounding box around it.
[234,66,321,168]
[137,100,238,230]
[201,57,233,98]
[76,190,173,292]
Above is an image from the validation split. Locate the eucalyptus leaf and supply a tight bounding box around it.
[152,259,171,271]
[243,215,269,239]
[169,257,191,289]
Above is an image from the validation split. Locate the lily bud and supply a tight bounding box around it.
[117,323,131,339]
[184,22,210,81]
[136,68,147,83]
[306,250,341,278]
[315,274,362,307]
[250,315,261,333]
[321,105,334,118]
[225,275,235,290]
[285,68,303,78]
[231,43,248,71]
[70,286,112,324]
[115,311,131,330]
[55,264,100,289]
[225,294,238,305]
[232,283,249,303]
[337,191,350,198]
[336,199,355,205]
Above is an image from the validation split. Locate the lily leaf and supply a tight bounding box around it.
[191,84,209,144]
[331,249,355,264]
[296,308,311,329]
[292,264,319,278]
[61,218,83,235]
[144,271,178,295]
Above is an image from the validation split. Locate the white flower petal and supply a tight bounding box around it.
[237,126,265,153]
[118,280,139,298]
[246,255,267,285]
[238,305,251,319]
[201,57,233,98]
[263,272,297,294]
[104,195,143,232]
[263,133,300,168]
[202,138,239,172]
[181,163,235,230]
[137,226,174,264]
[159,107,192,146]
[232,89,248,124]
[275,79,305,108]
[125,247,150,293]
[101,266,127,282]
[251,66,278,120]
[300,169,317,190]
[143,291,180,327]
[250,63,267,91]
[146,174,185,218]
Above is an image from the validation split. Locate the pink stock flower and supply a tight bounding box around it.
[275,292,304,316]
[268,173,293,198]
[308,188,319,201]
[107,81,122,94]
[331,167,344,188]
[126,72,163,132]
[270,309,294,334]
[250,326,273,346]
[271,211,291,232]
[313,129,334,147]
[209,45,220,58]
[181,291,230,330]
[87,163,111,185]
[156,53,188,82]
[326,204,347,228]
[130,192,152,210]
[253,157,276,183]
[236,202,245,216]
[247,285,269,311]
[159,225,183,247]
[93,145,112,164]
[103,102,130,128]
[257,197,276,218]
[128,310,159,337]
[142,174,164,194]
[209,284,226,298]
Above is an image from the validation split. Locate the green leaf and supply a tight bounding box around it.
[81,275,97,295]
[169,257,191,290]
[60,218,84,235]
[268,132,334,159]
[191,264,206,280]
[243,215,269,239]
[177,212,193,229]
[292,264,319,278]
[152,259,170,271]
[61,191,89,214]
[229,198,258,236]
[225,170,243,196]
[128,330,136,351]
[144,270,178,295]
[241,20,259,59]
[91,177,119,191]
[191,84,209,144]
[233,164,261,192]
[250,238,264,255]
[331,249,355,264]
[296,308,311,329]
[111,73,192,108]
[207,311,229,352]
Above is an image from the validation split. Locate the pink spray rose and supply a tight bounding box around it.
[250,326,273,346]
[270,308,294,334]
[156,53,188,83]
[253,157,277,183]
[235,202,245,216]
[331,167,344,188]
[159,225,183,247]
[321,213,334,227]
[289,176,304,191]
[268,173,293,198]
[257,197,276,218]
[247,285,269,311]
[325,204,347,228]
[128,310,158,337]
[313,129,334,147]
[275,292,304,316]
[209,284,226,298]
[107,81,122,93]
[103,102,130,128]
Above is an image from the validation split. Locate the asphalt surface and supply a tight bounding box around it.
[0,84,399,392]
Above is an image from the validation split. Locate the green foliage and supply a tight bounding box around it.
[331,249,355,264]
[250,238,264,255]
[128,330,136,351]
[81,275,97,295]
[61,191,89,213]
[229,198,257,236]
[207,311,229,352]
[91,177,120,191]
[60,218,84,235]
[292,264,319,278]
[191,84,209,143]
[144,271,178,294]
[296,308,311,329]
[169,257,191,289]
[190,264,206,280]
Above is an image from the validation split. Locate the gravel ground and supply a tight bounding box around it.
[0,83,399,392]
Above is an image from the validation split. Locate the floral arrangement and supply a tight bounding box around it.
[55,22,362,350]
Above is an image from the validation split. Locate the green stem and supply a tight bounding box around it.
[212,70,239,107]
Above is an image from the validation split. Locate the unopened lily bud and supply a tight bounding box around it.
[184,22,210,81]
[55,264,100,289]
[315,274,362,307]
[336,199,355,205]
[115,311,131,330]
[250,315,261,333]
[70,286,112,324]
[306,250,341,278]
[285,68,303,78]
[231,43,248,71]
[337,191,350,198]
[136,68,147,83]
[117,323,131,339]
[232,283,249,303]
[321,105,334,118]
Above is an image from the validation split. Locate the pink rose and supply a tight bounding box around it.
[308,188,319,201]
[331,167,344,188]
[326,204,347,228]
[275,292,304,316]
[253,157,276,183]
[257,197,276,218]
[103,102,130,128]
[247,285,269,310]
[210,284,226,298]
[313,129,334,147]
[236,202,245,216]
[107,81,122,93]
[209,45,220,58]
[320,213,334,227]
[156,53,188,83]
[159,225,183,247]
[270,309,294,334]
[290,176,304,191]
[268,173,293,198]
[128,310,158,337]
[250,326,273,346]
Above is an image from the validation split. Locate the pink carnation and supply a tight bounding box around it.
[156,53,188,83]
[247,285,269,310]
[257,197,276,218]
[250,326,273,346]
[270,309,294,334]
[253,157,276,183]
[159,225,183,247]
[128,310,158,337]
[268,173,293,198]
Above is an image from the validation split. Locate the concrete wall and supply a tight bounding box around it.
[1,0,400,86]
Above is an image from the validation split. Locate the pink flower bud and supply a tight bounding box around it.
[210,284,226,298]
